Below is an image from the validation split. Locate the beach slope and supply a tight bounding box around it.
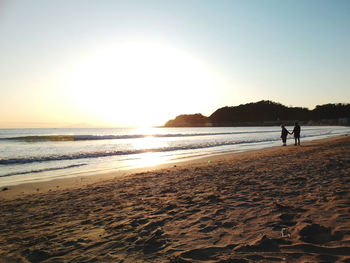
[0,136,350,262]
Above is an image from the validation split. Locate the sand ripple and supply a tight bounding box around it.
[0,136,350,262]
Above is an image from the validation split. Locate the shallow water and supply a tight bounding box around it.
[0,126,349,186]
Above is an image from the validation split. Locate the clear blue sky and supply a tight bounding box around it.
[1,0,349,127]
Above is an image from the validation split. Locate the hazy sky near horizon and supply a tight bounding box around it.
[1,0,349,127]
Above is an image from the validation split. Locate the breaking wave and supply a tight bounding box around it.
[0,164,87,178]
[0,130,278,142]
[0,138,278,165]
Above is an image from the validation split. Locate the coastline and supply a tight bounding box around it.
[1,126,349,190]
[0,135,348,199]
[0,135,349,262]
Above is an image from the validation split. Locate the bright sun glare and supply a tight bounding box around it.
[65,41,219,127]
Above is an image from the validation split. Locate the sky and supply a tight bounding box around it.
[1,0,349,128]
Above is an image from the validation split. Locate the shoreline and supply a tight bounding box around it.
[0,135,348,199]
[1,126,349,192]
[0,135,349,262]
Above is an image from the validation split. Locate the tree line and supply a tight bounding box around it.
[164,100,350,127]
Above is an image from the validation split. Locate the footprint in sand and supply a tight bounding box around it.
[279,213,297,226]
[298,223,340,244]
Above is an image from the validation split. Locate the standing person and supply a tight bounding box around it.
[280,125,290,146]
[291,122,301,146]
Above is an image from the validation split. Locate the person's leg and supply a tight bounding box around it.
[294,137,297,146]
[297,136,300,145]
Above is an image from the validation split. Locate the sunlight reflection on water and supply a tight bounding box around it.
[131,135,168,150]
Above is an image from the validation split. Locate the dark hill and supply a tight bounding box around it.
[209,100,309,126]
[164,100,350,127]
[164,114,210,127]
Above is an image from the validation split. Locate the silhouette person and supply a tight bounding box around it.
[280,125,290,146]
[291,122,301,146]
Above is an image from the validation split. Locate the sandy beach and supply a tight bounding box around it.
[0,135,349,262]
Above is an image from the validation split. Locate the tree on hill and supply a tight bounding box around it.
[312,103,350,120]
[164,113,209,127]
[209,100,309,125]
[163,100,350,127]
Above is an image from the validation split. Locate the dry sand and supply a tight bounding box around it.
[0,135,349,263]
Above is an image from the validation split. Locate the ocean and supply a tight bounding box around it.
[1,126,349,187]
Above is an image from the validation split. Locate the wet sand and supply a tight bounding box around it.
[0,135,349,262]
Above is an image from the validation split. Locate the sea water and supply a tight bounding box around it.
[0,126,349,187]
